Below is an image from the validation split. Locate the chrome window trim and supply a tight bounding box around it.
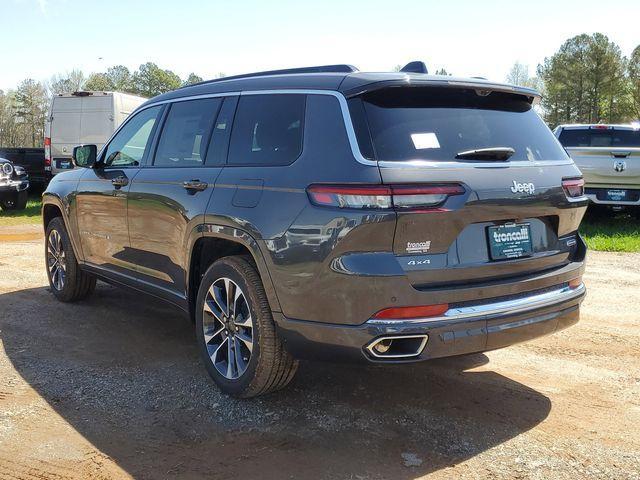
[366,283,586,325]
[103,88,575,170]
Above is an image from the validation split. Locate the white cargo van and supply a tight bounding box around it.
[45,91,146,175]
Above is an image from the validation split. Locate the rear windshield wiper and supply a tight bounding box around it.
[455,147,515,161]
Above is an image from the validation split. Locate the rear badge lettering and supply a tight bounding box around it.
[406,241,431,253]
[510,180,535,194]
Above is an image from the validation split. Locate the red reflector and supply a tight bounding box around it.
[569,277,582,289]
[373,304,449,320]
[44,137,51,146]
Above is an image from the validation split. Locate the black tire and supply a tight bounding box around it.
[195,255,298,398]
[1,191,28,210]
[45,217,96,302]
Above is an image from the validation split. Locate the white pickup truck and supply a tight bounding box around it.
[555,124,640,217]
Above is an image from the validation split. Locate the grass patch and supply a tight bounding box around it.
[0,195,42,226]
[580,213,640,253]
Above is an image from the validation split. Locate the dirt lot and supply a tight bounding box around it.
[0,231,639,480]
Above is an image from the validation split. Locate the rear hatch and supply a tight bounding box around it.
[558,126,640,189]
[347,86,586,288]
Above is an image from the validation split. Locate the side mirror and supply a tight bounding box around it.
[72,144,97,168]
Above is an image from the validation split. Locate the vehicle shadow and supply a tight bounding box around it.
[0,284,551,479]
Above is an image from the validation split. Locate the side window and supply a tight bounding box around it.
[102,106,162,167]
[205,96,238,166]
[228,94,305,166]
[153,98,222,167]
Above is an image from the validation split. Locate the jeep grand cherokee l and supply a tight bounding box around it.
[42,63,588,397]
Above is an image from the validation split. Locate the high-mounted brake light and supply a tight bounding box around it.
[307,184,465,211]
[44,137,51,168]
[562,178,585,198]
[372,304,450,320]
[589,125,612,130]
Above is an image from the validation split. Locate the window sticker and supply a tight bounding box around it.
[411,132,440,150]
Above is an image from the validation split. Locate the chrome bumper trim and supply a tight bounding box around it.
[367,283,586,325]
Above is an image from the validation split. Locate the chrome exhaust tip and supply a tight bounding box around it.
[365,335,428,359]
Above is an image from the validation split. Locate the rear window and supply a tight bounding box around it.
[349,87,568,162]
[558,128,640,147]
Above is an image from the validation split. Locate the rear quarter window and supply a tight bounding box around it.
[228,94,305,166]
[349,87,568,162]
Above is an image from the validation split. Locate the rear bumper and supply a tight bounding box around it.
[276,283,585,363]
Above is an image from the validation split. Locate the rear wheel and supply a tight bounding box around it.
[195,255,298,397]
[0,191,28,210]
[45,217,96,302]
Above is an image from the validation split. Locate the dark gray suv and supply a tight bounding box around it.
[42,64,588,397]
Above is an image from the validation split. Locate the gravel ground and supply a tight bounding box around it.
[0,234,639,479]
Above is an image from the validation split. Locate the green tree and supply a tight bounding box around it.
[83,73,115,91]
[538,33,631,127]
[13,79,48,147]
[106,65,134,92]
[628,45,640,119]
[434,68,451,76]
[183,73,204,86]
[132,62,181,97]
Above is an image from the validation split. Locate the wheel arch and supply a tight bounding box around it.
[42,193,84,263]
[186,224,282,322]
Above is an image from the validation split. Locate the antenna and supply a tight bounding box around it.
[399,61,428,74]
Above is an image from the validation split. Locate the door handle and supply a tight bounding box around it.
[183,179,208,191]
[111,175,129,188]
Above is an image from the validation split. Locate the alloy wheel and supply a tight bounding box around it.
[47,229,66,290]
[202,277,254,380]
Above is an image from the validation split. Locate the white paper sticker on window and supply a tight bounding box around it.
[411,132,440,150]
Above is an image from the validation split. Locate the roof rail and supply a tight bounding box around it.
[185,64,359,89]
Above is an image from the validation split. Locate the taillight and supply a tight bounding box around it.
[307,184,465,211]
[372,303,449,320]
[44,137,51,167]
[562,178,585,198]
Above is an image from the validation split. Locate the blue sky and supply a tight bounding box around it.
[1,0,639,90]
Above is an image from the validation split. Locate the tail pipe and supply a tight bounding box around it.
[365,335,429,359]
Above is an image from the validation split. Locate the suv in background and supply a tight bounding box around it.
[42,64,588,397]
[0,157,29,210]
[555,124,640,216]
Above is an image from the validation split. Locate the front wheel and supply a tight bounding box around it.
[45,217,96,302]
[195,256,298,397]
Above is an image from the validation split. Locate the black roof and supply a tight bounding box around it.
[143,65,541,108]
